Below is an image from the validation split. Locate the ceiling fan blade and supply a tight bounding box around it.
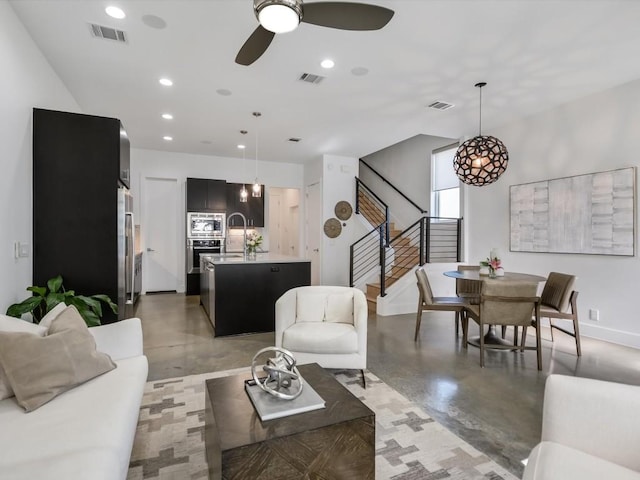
[235,25,276,66]
[301,2,394,31]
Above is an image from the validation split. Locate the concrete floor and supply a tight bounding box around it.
[137,293,640,478]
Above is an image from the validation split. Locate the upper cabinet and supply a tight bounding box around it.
[226,183,264,227]
[186,178,226,212]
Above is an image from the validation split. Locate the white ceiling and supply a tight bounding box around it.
[10,0,640,164]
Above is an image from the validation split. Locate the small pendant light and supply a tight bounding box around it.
[252,111,262,198]
[453,82,509,187]
[239,131,248,202]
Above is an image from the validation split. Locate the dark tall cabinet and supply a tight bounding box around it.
[32,108,131,323]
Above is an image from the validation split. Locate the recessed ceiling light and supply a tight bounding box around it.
[159,78,173,87]
[105,6,126,19]
[351,66,369,76]
[161,113,173,120]
[142,14,167,29]
[237,144,246,149]
[216,89,232,96]
[320,59,335,69]
[163,136,173,141]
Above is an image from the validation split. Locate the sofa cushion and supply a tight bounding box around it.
[39,301,68,329]
[0,306,116,412]
[0,355,148,480]
[325,292,354,324]
[296,292,326,322]
[282,322,358,354]
[0,315,47,401]
[523,441,640,480]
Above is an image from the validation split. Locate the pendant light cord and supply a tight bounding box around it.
[479,84,482,136]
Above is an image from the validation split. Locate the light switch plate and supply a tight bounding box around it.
[18,242,29,258]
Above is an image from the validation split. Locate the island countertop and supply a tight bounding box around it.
[201,253,310,265]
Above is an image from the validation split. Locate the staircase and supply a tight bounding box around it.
[351,176,462,314]
[365,223,419,311]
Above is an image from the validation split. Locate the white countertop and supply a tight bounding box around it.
[201,253,310,265]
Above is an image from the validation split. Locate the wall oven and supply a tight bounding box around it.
[187,239,222,274]
[187,212,225,239]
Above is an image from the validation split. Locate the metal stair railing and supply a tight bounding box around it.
[349,223,386,288]
[355,178,389,246]
[379,216,462,296]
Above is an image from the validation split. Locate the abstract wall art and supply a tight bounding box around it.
[510,167,636,256]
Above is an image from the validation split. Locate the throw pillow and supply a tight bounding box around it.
[296,292,326,323]
[325,292,354,324]
[39,301,68,330]
[0,315,47,400]
[0,306,116,412]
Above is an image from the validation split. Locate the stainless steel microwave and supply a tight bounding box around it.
[187,212,225,239]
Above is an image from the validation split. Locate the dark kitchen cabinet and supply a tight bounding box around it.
[186,178,226,212]
[226,182,264,227]
[32,108,130,324]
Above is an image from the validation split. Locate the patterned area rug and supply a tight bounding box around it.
[127,368,517,480]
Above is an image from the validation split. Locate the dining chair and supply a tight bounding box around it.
[463,280,542,369]
[521,272,581,356]
[415,267,468,341]
[455,265,482,336]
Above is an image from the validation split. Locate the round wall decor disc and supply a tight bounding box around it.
[323,218,342,238]
[335,200,353,221]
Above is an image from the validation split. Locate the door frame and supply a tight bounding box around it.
[140,176,181,293]
[305,180,322,285]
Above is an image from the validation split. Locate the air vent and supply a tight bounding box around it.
[90,23,127,43]
[288,138,301,142]
[428,101,454,111]
[298,73,325,84]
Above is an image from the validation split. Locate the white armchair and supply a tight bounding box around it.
[523,374,640,480]
[275,286,367,382]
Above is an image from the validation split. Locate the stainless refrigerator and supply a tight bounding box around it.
[33,108,132,323]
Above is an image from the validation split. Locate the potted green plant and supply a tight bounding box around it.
[6,275,117,327]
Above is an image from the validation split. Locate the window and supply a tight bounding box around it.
[432,144,460,219]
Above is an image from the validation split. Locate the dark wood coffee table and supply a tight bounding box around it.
[204,363,375,479]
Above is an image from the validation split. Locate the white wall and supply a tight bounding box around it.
[130,148,304,292]
[360,134,456,228]
[464,78,640,349]
[320,155,366,286]
[0,3,80,312]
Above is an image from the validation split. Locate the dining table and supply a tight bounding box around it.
[443,270,547,348]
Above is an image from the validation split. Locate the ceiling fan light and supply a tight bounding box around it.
[257,2,301,34]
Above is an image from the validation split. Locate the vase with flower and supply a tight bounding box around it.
[487,249,503,278]
[246,232,263,260]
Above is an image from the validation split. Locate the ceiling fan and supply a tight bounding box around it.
[236,0,394,66]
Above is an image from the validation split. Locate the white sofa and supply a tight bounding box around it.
[0,317,148,480]
[275,286,367,370]
[523,374,640,480]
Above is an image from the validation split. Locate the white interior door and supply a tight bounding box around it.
[288,204,299,257]
[306,181,321,285]
[268,190,282,253]
[143,177,179,293]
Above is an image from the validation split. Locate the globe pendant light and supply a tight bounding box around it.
[252,112,262,198]
[453,82,508,186]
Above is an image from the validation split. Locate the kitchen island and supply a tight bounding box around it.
[201,253,311,337]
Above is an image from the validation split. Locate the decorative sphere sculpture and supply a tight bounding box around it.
[453,135,509,186]
[251,347,303,400]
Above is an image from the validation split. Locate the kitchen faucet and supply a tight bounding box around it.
[226,212,248,258]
